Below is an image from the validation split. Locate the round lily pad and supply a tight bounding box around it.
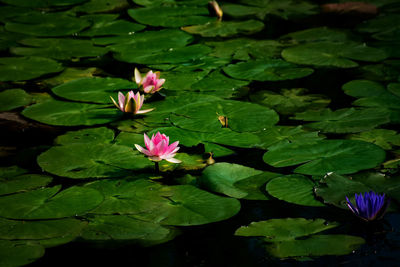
[72,0,129,14]
[223,60,314,81]
[266,234,365,258]
[79,19,146,37]
[282,42,387,68]
[347,129,400,150]
[170,99,279,133]
[22,99,122,126]
[263,139,386,175]
[0,185,104,219]
[5,13,91,37]
[292,108,391,133]
[37,143,152,179]
[200,163,280,199]
[0,0,87,7]
[250,88,330,115]
[0,56,64,82]
[85,178,241,226]
[0,240,44,267]
[127,6,213,27]
[182,20,264,37]
[55,127,115,145]
[0,218,85,240]
[266,175,325,207]
[52,77,137,104]
[235,218,338,241]
[0,89,32,111]
[11,38,108,60]
[0,174,52,196]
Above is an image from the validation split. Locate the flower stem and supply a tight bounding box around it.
[154,161,159,173]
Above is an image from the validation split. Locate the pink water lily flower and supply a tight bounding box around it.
[110,91,153,114]
[135,132,181,163]
[134,68,165,94]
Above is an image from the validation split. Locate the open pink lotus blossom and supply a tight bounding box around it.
[135,132,181,163]
[110,91,153,114]
[134,68,165,94]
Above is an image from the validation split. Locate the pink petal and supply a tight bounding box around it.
[144,85,155,93]
[110,96,123,112]
[144,133,152,151]
[118,92,125,110]
[165,141,179,154]
[134,144,152,156]
[136,108,154,114]
[165,157,182,163]
[156,139,167,155]
[156,79,165,88]
[149,156,162,162]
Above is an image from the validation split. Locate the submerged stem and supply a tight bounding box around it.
[154,161,159,173]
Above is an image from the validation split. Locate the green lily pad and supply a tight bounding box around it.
[347,129,400,150]
[159,153,207,172]
[41,67,100,87]
[342,80,400,123]
[207,38,282,60]
[0,240,44,267]
[170,100,279,133]
[0,26,25,51]
[266,234,365,258]
[263,139,386,175]
[127,6,213,27]
[266,175,325,207]
[0,56,64,82]
[81,215,176,245]
[79,18,146,37]
[52,77,137,104]
[0,218,85,240]
[222,0,317,20]
[292,108,391,133]
[132,0,208,5]
[84,178,241,226]
[235,218,338,241]
[279,27,356,45]
[0,0,87,7]
[22,99,122,126]
[0,166,27,178]
[356,14,400,41]
[182,20,264,38]
[37,143,152,179]
[200,163,280,199]
[0,185,103,219]
[250,88,330,115]
[113,44,211,64]
[11,38,108,60]
[5,13,91,37]
[93,28,193,46]
[55,127,115,145]
[255,126,324,150]
[282,42,387,68]
[232,173,276,200]
[0,89,32,112]
[223,60,314,81]
[72,0,129,13]
[358,62,400,82]
[0,174,52,196]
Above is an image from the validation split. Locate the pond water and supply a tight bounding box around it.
[1,0,400,266]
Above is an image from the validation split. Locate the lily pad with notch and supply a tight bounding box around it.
[0,89,32,112]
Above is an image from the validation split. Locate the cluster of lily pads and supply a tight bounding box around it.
[1,0,400,266]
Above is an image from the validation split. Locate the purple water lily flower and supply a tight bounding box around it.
[110,91,153,114]
[346,191,389,221]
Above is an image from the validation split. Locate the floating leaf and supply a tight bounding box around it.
[127,6,213,27]
[0,218,85,240]
[79,19,145,37]
[40,67,100,87]
[0,185,104,219]
[223,60,313,81]
[200,163,280,199]
[222,0,317,20]
[263,140,386,175]
[0,0,86,7]
[52,77,137,104]
[235,218,338,241]
[5,13,90,37]
[72,0,129,13]
[250,88,330,115]
[113,44,211,64]
[356,14,400,41]
[266,234,365,258]
[0,174,52,196]
[159,153,207,172]
[0,89,31,112]
[81,215,176,245]
[292,108,390,133]
[11,38,108,60]
[266,175,324,207]
[279,27,355,45]
[22,99,121,126]
[182,20,264,38]
[0,57,64,82]
[55,127,115,145]
[85,178,241,226]
[0,240,44,267]
[170,99,279,133]
[347,129,400,150]
[37,143,152,179]
[282,42,387,68]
